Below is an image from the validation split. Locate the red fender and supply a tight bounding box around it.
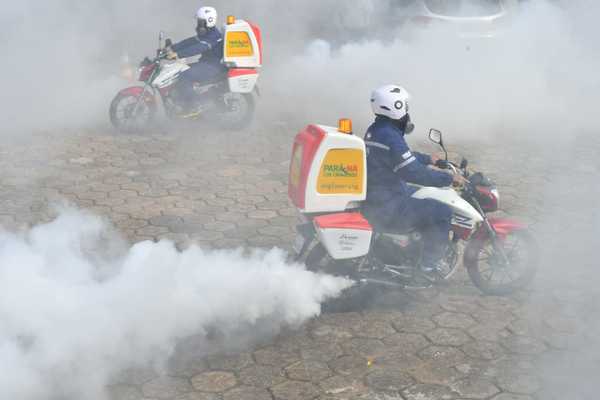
[476,217,528,240]
[117,86,156,103]
[464,217,529,270]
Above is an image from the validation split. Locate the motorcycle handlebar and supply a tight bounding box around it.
[435,159,473,187]
[435,159,449,169]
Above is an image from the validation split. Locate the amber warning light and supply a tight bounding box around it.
[338,118,353,134]
[227,15,236,25]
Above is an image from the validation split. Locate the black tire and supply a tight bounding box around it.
[109,90,156,133]
[465,230,539,296]
[214,93,255,131]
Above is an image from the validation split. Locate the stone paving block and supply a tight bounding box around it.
[239,365,286,388]
[450,377,500,399]
[253,347,300,369]
[433,312,477,329]
[496,373,541,395]
[341,338,387,359]
[142,376,194,399]
[329,355,370,377]
[491,394,534,400]
[390,315,436,333]
[223,386,272,400]
[365,369,415,393]
[310,324,354,341]
[407,361,468,386]
[461,340,506,360]
[174,392,221,400]
[318,375,367,397]
[300,342,345,363]
[418,346,468,368]
[271,380,321,400]
[426,328,471,347]
[351,319,397,340]
[206,352,254,371]
[285,360,333,382]
[499,336,547,356]
[402,383,458,400]
[190,371,237,393]
[382,333,430,354]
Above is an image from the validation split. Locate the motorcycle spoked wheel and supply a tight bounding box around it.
[465,230,539,296]
[214,92,255,131]
[109,92,156,133]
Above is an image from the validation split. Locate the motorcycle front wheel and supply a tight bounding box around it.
[109,91,156,133]
[214,92,255,131]
[464,230,539,296]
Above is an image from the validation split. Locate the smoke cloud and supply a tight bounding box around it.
[1,0,600,399]
[0,208,351,399]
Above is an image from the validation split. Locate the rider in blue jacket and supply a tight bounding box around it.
[166,6,225,113]
[365,85,465,281]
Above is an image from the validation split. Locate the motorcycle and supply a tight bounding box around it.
[110,23,262,132]
[291,126,538,296]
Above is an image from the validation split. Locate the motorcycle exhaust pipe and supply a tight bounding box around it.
[358,278,406,289]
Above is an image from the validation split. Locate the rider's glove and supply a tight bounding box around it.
[452,174,468,187]
[166,49,178,60]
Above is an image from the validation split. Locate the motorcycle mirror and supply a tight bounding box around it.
[460,158,468,170]
[165,38,173,48]
[429,129,443,146]
[429,128,448,161]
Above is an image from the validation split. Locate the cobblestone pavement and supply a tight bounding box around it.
[1,125,598,400]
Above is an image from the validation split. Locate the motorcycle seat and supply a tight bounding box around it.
[364,214,415,235]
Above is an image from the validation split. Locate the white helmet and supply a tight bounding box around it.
[370,84,411,120]
[196,6,218,29]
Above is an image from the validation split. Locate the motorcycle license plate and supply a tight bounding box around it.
[293,234,305,254]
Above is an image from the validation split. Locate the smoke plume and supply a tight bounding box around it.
[0,208,351,399]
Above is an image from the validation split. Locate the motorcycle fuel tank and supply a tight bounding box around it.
[411,186,483,229]
[153,62,190,89]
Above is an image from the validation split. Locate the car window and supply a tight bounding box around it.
[424,0,503,16]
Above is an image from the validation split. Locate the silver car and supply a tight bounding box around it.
[390,0,521,38]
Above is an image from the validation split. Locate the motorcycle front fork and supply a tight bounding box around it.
[481,217,511,266]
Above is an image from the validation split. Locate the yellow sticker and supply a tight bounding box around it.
[317,149,364,194]
[289,144,303,188]
[225,31,254,57]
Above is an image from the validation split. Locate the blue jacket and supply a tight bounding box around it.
[172,28,224,66]
[364,116,453,219]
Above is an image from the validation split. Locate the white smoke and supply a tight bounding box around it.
[265,0,600,141]
[0,208,351,400]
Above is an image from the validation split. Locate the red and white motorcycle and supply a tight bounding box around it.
[288,121,538,295]
[110,17,262,132]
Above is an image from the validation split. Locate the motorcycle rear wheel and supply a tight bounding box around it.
[465,230,539,296]
[214,93,255,131]
[109,92,156,133]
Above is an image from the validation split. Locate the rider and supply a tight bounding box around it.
[166,6,225,113]
[364,84,465,281]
